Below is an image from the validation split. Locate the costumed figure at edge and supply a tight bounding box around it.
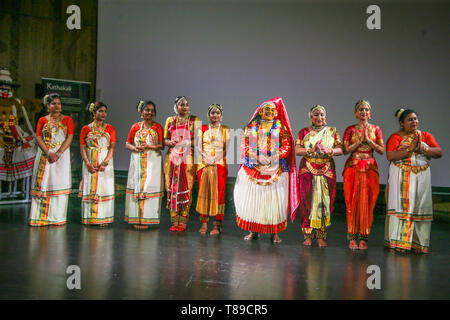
[125,100,164,230]
[295,105,343,247]
[196,104,230,236]
[29,93,74,226]
[342,100,384,250]
[0,68,36,183]
[384,108,442,253]
[164,96,200,232]
[234,97,299,243]
[79,102,116,227]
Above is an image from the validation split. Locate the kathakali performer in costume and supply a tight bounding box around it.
[164,96,200,232]
[29,93,74,226]
[79,102,116,227]
[125,100,164,229]
[196,104,230,236]
[234,97,299,243]
[295,105,343,247]
[342,100,384,250]
[0,68,36,182]
[385,108,442,253]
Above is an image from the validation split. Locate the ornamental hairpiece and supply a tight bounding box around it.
[137,100,145,113]
[309,104,326,117]
[355,99,371,111]
[174,96,189,114]
[43,94,49,105]
[207,103,223,118]
[88,103,95,113]
[396,108,405,120]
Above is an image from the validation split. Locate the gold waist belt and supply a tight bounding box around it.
[394,162,429,174]
[88,146,109,151]
[305,157,331,164]
[352,153,373,160]
[45,142,63,149]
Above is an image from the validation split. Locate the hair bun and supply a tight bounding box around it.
[395,108,405,120]
[137,100,145,113]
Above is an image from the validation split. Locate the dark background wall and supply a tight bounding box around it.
[0,0,97,101]
[96,0,450,187]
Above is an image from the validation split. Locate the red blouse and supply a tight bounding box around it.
[80,124,117,145]
[36,116,74,137]
[386,131,439,152]
[127,122,163,144]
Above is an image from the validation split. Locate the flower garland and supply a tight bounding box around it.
[249,118,281,155]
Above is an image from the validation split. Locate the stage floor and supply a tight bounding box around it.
[0,193,449,300]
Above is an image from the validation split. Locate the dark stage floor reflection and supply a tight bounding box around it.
[0,194,448,299]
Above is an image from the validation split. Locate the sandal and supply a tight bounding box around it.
[133,224,149,230]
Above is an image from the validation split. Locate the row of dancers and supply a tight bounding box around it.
[27,94,442,254]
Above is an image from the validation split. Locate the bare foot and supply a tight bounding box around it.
[210,227,221,236]
[358,240,368,250]
[395,247,406,253]
[349,240,359,250]
[303,238,313,246]
[244,232,259,241]
[198,223,207,235]
[169,225,179,232]
[271,234,282,243]
[133,224,149,230]
[100,223,110,228]
[318,239,328,248]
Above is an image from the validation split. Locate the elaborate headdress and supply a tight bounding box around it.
[0,68,20,88]
[245,97,300,221]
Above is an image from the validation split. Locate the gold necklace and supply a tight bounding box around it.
[142,121,153,130]
[92,121,105,132]
[49,114,61,123]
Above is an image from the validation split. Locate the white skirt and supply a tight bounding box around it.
[29,194,69,226]
[234,167,289,233]
[125,194,161,225]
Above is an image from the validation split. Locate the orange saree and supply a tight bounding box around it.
[343,124,384,241]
